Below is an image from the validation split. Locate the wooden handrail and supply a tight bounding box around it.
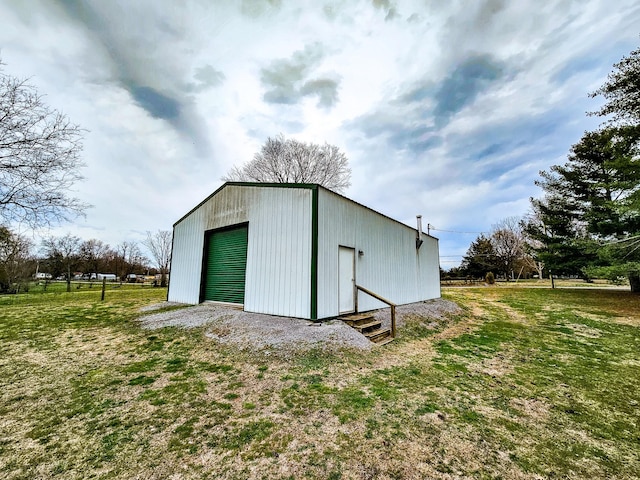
[355,285,397,338]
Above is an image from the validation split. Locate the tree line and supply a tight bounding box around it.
[0,229,171,294]
[451,44,640,291]
[445,216,542,281]
[525,44,640,291]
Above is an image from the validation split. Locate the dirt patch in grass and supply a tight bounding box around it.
[469,352,514,377]
[563,322,603,338]
[598,314,640,327]
[430,311,479,341]
[509,397,551,422]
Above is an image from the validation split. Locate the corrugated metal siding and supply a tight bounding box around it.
[167,208,206,304]
[243,187,312,318]
[316,189,440,319]
[168,185,312,318]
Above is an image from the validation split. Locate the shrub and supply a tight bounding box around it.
[485,272,495,284]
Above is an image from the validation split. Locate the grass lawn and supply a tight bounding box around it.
[0,285,638,479]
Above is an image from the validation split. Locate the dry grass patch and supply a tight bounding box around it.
[1,286,639,479]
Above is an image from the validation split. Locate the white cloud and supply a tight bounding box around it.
[1,0,639,265]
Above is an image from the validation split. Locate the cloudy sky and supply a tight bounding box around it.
[1,0,639,266]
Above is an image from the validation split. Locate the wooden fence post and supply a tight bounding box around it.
[101,277,106,301]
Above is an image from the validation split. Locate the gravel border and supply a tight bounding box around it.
[372,298,462,330]
[138,298,461,353]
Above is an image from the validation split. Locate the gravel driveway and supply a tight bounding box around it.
[139,299,461,354]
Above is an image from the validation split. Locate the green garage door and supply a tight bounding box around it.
[204,225,248,304]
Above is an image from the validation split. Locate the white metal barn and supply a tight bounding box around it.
[168,183,440,320]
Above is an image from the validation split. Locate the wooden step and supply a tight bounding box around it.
[364,327,392,342]
[351,319,382,333]
[338,312,375,326]
[374,336,394,346]
[340,312,394,346]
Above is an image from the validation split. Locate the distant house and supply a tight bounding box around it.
[168,183,440,320]
[95,273,117,281]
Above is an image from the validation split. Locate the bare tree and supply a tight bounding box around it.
[222,134,351,193]
[0,226,33,293]
[491,217,527,280]
[117,241,148,280]
[79,239,110,277]
[0,61,88,227]
[100,246,119,278]
[143,230,172,287]
[41,233,81,292]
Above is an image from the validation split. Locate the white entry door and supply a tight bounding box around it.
[338,246,356,314]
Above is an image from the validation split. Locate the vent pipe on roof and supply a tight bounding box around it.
[416,215,424,249]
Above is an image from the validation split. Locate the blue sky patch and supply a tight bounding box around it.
[433,54,503,125]
[131,86,180,120]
